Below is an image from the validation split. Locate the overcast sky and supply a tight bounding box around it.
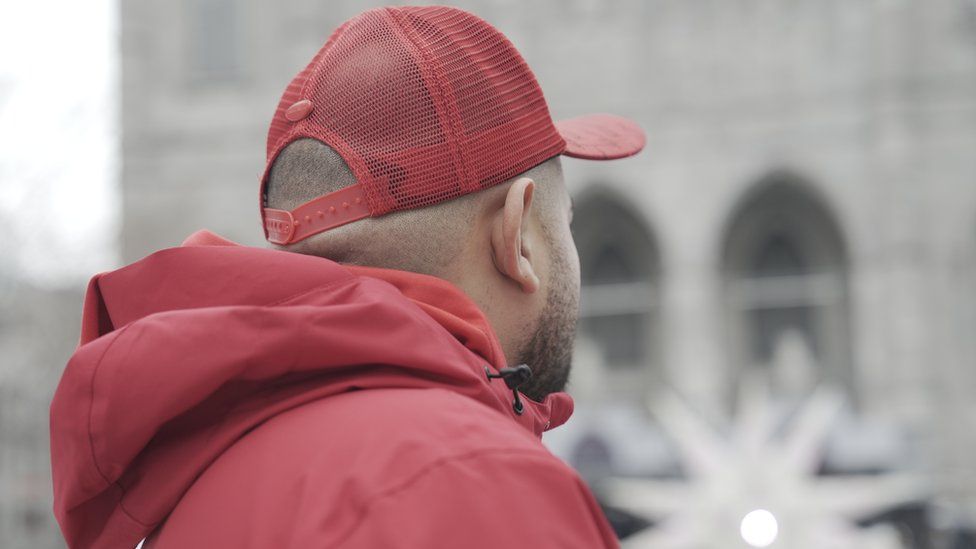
[0,0,118,287]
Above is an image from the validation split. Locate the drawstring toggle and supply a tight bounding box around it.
[484,364,533,415]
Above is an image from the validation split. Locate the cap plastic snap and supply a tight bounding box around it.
[285,99,314,122]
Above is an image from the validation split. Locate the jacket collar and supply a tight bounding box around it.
[343,263,573,436]
[182,230,574,436]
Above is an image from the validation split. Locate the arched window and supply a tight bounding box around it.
[721,172,852,394]
[572,190,659,386]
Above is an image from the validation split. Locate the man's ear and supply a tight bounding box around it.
[490,177,540,294]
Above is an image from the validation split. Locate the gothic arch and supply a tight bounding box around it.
[719,170,853,395]
[572,187,660,384]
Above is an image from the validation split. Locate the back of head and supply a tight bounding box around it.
[266,138,563,279]
[257,6,641,252]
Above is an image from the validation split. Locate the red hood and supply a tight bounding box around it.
[50,230,573,549]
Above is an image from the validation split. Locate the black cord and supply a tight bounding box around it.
[484,364,533,415]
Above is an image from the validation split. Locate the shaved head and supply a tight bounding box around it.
[265,138,563,279]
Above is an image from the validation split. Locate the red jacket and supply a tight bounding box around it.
[50,230,618,548]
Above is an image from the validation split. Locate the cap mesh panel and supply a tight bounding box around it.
[262,6,566,220]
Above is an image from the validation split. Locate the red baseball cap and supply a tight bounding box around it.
[260,5,645,245]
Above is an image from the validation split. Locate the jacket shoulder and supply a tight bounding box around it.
[149,387,566,548]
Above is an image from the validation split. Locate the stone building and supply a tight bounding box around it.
[119,0,976,546]
[0,277,84,549]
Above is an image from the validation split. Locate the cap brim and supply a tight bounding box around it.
[556,113,646,160]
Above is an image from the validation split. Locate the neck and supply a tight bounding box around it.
[446,267,526,370]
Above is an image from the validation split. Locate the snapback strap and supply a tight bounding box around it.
[263,184,370,245]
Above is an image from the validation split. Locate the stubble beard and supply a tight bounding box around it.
[515,242,579,402]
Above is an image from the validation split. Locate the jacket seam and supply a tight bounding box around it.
[264,275,358,307]
[333,447,561,546]
[85,322,152,528]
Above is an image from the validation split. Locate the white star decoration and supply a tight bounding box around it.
[602,373,929,548]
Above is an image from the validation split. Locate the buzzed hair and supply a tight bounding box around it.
[265,138,563,277]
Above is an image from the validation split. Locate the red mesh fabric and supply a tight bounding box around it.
[260,6,566,235]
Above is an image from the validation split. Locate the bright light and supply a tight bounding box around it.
[0,0,119,285]
[740,509,778,547]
